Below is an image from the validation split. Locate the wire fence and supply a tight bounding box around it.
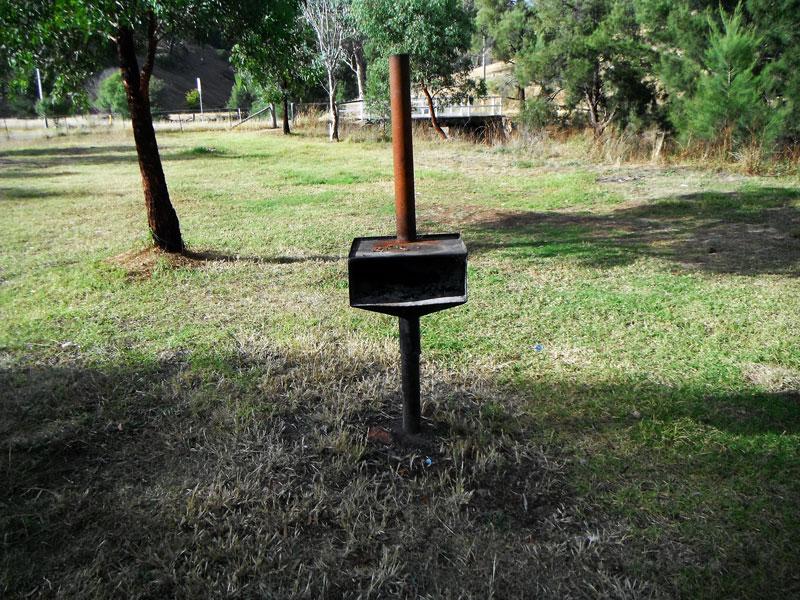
[1,97,518,141]
[0,107,281,141]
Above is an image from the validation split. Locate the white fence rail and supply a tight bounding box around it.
[337,96,507,122]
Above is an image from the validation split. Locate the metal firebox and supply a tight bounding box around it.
[348,234,467,317]
[348,54,468,434]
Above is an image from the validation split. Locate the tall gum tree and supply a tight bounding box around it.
[1,1,290,252]
[354,0,479,140]
[302,0,357,142]
[475,0,536,101]
[233,3,321,137]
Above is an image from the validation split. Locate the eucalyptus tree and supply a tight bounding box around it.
[475,0,536,100]
[0,1,291,252]
[302,0,357,141]
[354,0,479,139]
[233,3,321,136]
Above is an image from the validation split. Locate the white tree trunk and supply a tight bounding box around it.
[327,69,339,141]
[355,55,366,101]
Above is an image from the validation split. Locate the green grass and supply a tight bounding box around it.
[1,129,799,598]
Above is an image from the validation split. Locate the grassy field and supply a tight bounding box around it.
[1,128,799,598]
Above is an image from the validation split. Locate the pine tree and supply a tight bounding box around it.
[685,4,786,149]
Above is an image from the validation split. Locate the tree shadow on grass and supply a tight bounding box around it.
[0,170,78,179]
[1,342,798,597]
[0,187,62,201]
[183,249,342,264]
[466,188,800,276]
[0,145,135,158]
[0,146,250,170]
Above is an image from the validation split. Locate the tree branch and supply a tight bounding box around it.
[140,10,158,95]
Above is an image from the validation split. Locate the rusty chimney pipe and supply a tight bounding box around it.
[389,54,416,242]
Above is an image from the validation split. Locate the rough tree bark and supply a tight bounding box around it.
[116,14,183,252]
[282,95,291,134]
[421,84,447,140]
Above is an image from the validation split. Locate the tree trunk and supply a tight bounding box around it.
[355,52,366,101]
[422,85,447,140]
[327,70,339,142]
[117,22,183,252]
[585,91,600,136]
[517,84,525,102]
[270,102,278,129]
[282,96,291,135]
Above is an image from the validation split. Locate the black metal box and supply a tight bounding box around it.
[348,233,468,317]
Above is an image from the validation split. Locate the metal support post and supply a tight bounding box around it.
[399,316,421,434]
[390,54,421,433]
[389,54,416,242]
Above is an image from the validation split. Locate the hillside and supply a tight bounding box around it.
[92,41,235,112]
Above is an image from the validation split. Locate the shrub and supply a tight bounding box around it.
[519,97,557,130]
[226,75,256,110]
[94,72,128,116]
[185,88,200,110]
[35,95,74,118]
[94,72,166,116]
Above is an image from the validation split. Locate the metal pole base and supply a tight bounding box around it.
[399,315,421,434]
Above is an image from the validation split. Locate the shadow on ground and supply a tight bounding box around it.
[0,187,63,201]
[465,188,800,276]
[183,249,342,264]
[0,144,228,170]
[2,341,798,597]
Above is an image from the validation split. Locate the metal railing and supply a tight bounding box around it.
[338,96,507,121]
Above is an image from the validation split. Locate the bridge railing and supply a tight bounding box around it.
[338,96,508,122]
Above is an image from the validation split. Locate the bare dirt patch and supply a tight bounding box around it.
[743,363,800,393]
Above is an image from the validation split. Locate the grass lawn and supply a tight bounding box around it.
[1,128,799,598]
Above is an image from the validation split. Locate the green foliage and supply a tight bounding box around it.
[744,0,800,142]
[231,2,320,116]
[519,97,557,129]
[517,0,660,134]
[684,5,785,148]
[226,74,256,111]
[0,1,291,104]
[185,88,200,110]
[0,86,37,117]
[354,0,481,103]
[476,0,534,62]
[35,94,75,118]
[636,0,799,145]
[363,55,390,117]
[475,0,535,95]
[94,72,128,116]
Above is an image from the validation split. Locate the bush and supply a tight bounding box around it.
[185,88,200,110]
[35,95,74,118]
[519,97,557,130]
[226,75,255,110]
[94,72,166,116]
[94,72,128,116]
